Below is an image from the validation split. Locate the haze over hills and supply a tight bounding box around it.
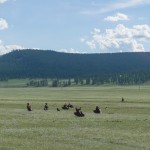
[0,49,150,79]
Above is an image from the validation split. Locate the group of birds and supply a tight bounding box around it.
[26,98,125,117]
[26,102,102,117]
[27,103,49,111]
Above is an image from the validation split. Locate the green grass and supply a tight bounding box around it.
[0,86,150,150]
[0,79,28,88]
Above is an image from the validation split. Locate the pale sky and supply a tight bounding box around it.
[0,0,150,55]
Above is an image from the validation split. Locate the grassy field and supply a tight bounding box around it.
[0,86,150,150]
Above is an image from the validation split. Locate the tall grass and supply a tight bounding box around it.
[0,86,150,150]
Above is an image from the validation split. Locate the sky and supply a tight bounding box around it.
[0,0,150,55]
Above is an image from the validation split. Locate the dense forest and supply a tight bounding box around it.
[0,49,150,85]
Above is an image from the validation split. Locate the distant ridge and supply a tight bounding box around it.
[0,49,150,78]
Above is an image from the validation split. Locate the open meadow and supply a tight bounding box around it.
[0,86,150,150]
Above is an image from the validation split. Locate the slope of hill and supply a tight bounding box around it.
[0,49,150,78]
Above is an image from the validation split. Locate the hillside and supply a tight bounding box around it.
[0,49,150,79]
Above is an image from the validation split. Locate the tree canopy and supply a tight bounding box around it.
[0,50,150,81]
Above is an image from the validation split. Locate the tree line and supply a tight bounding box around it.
[25,71,150,87]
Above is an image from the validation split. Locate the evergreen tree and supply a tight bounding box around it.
[52,79,59,87]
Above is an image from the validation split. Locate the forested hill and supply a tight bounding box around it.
[0,49,150,79]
